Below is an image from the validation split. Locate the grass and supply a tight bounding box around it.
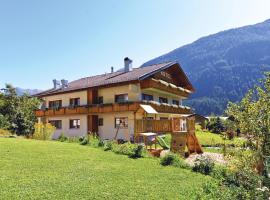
[0,138,214,200]
[196,130,245,147]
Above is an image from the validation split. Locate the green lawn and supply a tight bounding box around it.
[0,138,214,200]
[196,130,245,147]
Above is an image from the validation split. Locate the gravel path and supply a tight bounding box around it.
[185,152,227,166]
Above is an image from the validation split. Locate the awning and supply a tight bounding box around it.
[139,104,158,114]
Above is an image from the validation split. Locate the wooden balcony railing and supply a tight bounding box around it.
[135,118,189,134]
[140,79,191,98]
[35,102,141,117]
[35,101,192,117]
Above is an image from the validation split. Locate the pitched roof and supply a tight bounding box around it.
[35,61,192,97]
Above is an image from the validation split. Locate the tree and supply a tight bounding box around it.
[206,116,225,134]
[0,84,40,135]
[226,72,270,178]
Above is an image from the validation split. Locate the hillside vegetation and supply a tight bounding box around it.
[143,19,270,115]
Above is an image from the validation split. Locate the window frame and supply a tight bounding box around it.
[98,96,104,104]
[142,93,154,101]
[115,94,128,103]
[159,97,168,104]
[98,118,104,126]
[69,98,80,107]
[69,119,80,129]
[172,100,180,106]
[48,100,62,109]
[115,117,128,129]
[48,120,62,129]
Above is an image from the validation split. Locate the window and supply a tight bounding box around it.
[180,118,187,132]
[98,96,104,104]
[159,97,168,104]
[115,94,128,103]
[142,93,154,101]
[172,100,180,106]
[49,100,62,109]
[115,117,128,128]
[98,118,103,126]
[69,119,80,129]
[70,98,80,107]
[49,120,62,129]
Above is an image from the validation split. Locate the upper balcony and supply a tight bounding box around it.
[140,78,192,98]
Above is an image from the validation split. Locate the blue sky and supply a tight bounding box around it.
[0,0,270,90]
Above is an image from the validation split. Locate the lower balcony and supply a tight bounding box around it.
[35,101,192,117]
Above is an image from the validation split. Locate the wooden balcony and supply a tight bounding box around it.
[140,79,191,98]
[35,102,141,117]
[35,101,192,117]
[135,118,189,134]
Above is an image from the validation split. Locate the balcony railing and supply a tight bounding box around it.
[35,101,192,117]
[140,79,191,98]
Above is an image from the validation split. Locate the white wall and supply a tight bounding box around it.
[98,112,135,140]
[98,84,141,104]
[46,115,88,139]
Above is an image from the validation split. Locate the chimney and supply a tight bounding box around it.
[124,57,132,72]
[61,79,69,88]
[111,66,114,73]
[53,79,60,89]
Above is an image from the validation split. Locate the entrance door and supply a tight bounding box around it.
[88,115,99,134]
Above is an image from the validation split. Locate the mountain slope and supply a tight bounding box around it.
[15,88,42,96]
[142,19,270,115]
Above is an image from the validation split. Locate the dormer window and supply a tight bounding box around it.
[70,98,80,107]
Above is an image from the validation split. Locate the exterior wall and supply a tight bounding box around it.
[98,84,141,104]
[141,88,183,105]
[46,114,88,139]
[98,112,135,140]
[43,90,88,107]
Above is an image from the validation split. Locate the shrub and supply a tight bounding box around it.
[88,135,103,147]
[192,155,215,175]
[103,141,146,158]
[33,123,55,140]
[103,140,115,151]
[0,129,12,137]
[112,142,133,155]
[210,165,228,181]
[129,144,146,159]
[58,133,68,142]
[79,136,89,145]
[160,153,189,169]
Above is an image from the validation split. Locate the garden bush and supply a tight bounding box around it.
[129,144,145,159]
[103,141,146,158]
[192,155,215,175]
[80,136,89,145]
[58,133,68,142]
[88,135,103,147]
[0,129,12,137]
[103,140,115,151]
[160,153,189,169]
[33,123,55,140]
